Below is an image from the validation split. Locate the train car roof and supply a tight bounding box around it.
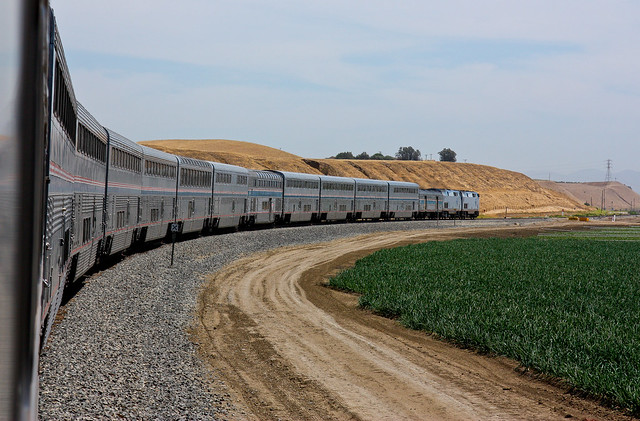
[105,128,142,154]
[249,170,282,180]
[140,145,178,164]
[177,155,211,170]
[353,178,388,186]
[319,175,355,184]
[210,161,249,174]
[268,170,320,181]
[387,180,419,187]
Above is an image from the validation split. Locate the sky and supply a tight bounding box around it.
[51,0,639,186]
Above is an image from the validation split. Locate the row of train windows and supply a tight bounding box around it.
[77,124,107,163]
[215,172,247,185]
[357,184,387,193]
[216,172,232,184]
[253,179,282,188]
[181,168,212,187]
[145,160,176,179]
[111,147,142,173]
[393,187,418,194]
[323,182,354,192]
[286,180,320,189]
[53,60,77,141]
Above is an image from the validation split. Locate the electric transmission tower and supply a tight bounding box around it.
[605,159,612,183]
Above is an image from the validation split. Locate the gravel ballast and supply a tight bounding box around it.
[38,219,538,419]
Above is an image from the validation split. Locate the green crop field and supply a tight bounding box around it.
[329,228,640,413]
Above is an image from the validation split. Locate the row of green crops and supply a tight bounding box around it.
[539,226,640,241]
[329,232,640,413]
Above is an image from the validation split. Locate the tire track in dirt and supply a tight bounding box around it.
[194,223,633,420]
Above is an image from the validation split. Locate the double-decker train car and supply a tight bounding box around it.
[319,175,356,222]
[72,104,107,280]
[176,156,213,235]
[271,171,321,223]
[41,16,78,341]
[418,188,439,219]
[140,146,178,242]
[103,129,143,255]
[387,181,419,219]
[247,170,283,226]
[353,178,388,220]
[211,162,249,229]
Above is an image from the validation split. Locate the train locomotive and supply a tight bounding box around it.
[39,8,480,345]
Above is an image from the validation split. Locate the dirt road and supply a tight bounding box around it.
[193,224,632,420]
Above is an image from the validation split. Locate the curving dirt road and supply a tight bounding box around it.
[193,224,633,420]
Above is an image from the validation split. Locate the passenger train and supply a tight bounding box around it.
[39,9,480,345]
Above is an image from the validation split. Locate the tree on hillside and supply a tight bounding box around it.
[334,151,355,159]
[438,148,457,162]
[396,146,421,161]
[355,151,370,160]
[371,152,395,160]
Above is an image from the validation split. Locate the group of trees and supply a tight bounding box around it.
[333,151,396,160]
[331,147,457,162]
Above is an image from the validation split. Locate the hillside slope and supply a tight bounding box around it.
[140,139,588,215]
[537,180,640,211]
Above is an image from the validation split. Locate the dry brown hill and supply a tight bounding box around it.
[537,180,640,212]
[140,139,588,216]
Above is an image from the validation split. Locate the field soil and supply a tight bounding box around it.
[140,139,588,215]
[193,221,635,421]
[538,180,640,211]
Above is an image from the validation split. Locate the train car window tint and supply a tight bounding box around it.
[53,60,77,142]
[82,218,91,243]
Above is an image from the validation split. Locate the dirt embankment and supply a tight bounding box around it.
[140,139,588,216]
[537,180,640,211]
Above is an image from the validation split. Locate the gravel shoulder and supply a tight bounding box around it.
[38,217,636,419]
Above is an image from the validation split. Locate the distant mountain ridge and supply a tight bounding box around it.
[536,180,640,211]
[525,168,640,195]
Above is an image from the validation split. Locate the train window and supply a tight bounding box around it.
[82,218,91,243]
[53,60,77,142]
[116,211,126,228]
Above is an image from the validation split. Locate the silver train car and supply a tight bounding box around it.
[176,156,213,235]
[388,181,420,219]
[319,175,356,221]
[211,162,249,229]
[271,171,321,223]
[353,178,388,220]
[140,145,178,242]
[247,170,283,225]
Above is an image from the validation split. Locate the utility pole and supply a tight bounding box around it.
[602,159,612,211]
